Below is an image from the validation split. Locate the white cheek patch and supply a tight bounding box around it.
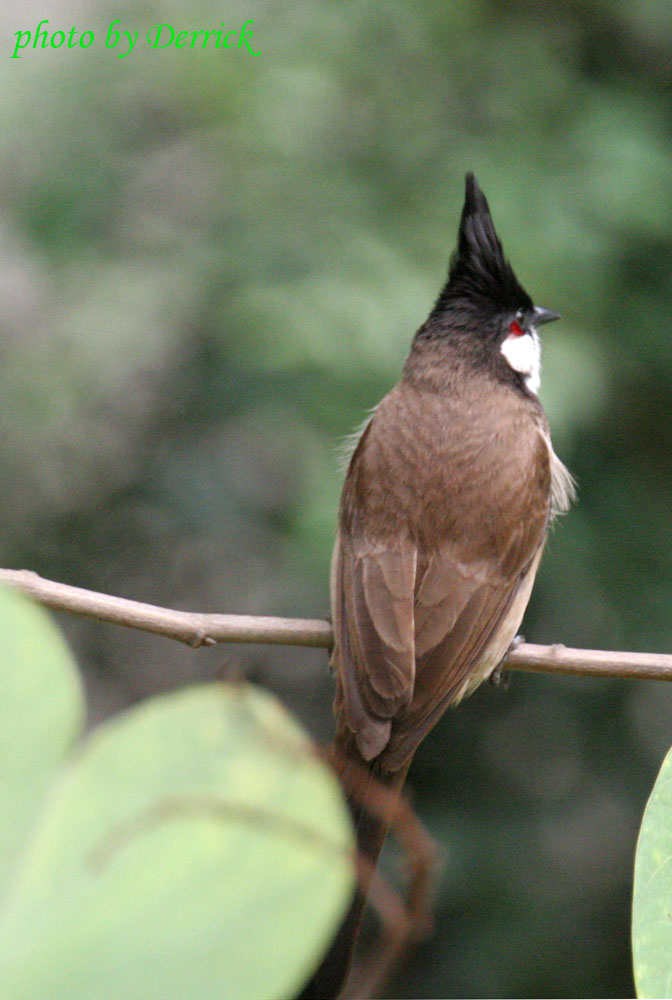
[500,329,541,394]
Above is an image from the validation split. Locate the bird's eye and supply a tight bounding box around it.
[509,316,525,337]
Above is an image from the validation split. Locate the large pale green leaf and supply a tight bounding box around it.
[632,746,672,998]
[0,584,84,893]
[0,681,355,1000]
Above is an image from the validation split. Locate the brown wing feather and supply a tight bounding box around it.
[380,548,543,770]
[414,547,491,655]
[333,527,543,768]
[332,378,554,770]
[334,534,416,758]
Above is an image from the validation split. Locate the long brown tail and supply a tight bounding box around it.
[298,732,411,1000]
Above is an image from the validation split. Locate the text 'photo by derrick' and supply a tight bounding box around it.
[11,19,261,59]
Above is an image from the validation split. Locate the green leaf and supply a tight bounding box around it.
[0,584,84,894]
[632,746,672,998]
[0,681,355,1000]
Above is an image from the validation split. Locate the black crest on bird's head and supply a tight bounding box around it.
[433,172,533,320]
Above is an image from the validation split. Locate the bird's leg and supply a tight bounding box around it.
[489,634,525,688]
[325,612,335,661]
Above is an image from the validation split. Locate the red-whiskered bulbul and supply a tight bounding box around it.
[301,173,574,1000]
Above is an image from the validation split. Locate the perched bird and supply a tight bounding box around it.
[301,173,574,999]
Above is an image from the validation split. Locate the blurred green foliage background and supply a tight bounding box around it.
[2,1,672,996]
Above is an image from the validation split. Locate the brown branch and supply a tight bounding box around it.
[0,568,332,649]
[1,567,671,682]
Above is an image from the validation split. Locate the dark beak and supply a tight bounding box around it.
[533,305,561,326]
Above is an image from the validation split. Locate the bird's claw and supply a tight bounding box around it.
[489,634,524,688]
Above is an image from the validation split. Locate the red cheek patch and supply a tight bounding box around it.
[509,320,525,337]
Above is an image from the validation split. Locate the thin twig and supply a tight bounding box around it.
[1,567,671,681]
[0,568,332,649]
[335,751,437,1000]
